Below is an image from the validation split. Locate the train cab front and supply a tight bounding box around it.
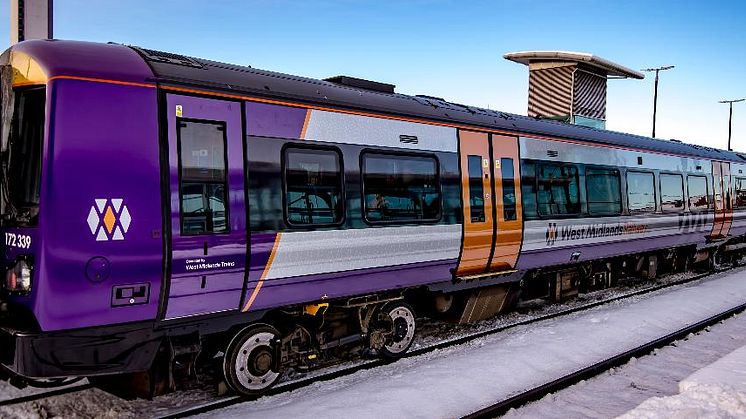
[0,46,48,382]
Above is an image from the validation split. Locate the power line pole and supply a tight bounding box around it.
[641,65,675,138]
[719,98,744,151]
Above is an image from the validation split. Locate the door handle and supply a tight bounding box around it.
[112,283,150,307]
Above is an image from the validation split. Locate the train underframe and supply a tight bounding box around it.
[5,241,746,399]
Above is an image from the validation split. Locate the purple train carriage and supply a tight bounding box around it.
[0,40,744,396]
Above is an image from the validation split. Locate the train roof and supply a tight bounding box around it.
[11,39,746,164]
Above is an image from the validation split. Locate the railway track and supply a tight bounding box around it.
[158,268,730,419]
[0,383,93,408]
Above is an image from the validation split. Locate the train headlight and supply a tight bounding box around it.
[5,259,32,294]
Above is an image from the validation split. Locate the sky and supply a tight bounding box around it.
[1,0,745,150]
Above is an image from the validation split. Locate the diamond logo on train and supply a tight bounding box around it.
[86,199,132,241]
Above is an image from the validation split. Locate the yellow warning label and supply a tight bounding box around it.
[176,105,183,117]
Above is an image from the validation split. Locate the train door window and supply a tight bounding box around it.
[362,152,440,223]
[500,158,517,221]
[736,177,746,208]
[467,155,485,222]
[521,161,537,220]
[178,120,229,235]
[687,175,709,212]
[660,173,685,212]
[627,172,655,213]
[586,167,622,215]
[537,163,580,216]
[284,147,344,226]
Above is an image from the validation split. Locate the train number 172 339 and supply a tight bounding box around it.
[5,233,32,249]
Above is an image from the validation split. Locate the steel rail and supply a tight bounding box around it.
[0,383,93,407]
[158,268,727,419]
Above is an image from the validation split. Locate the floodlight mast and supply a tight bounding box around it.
[719,98,745,151]
[641,65,675,138]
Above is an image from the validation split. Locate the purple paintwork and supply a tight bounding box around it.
[245,102,307,139]
[246,233,276,282]
[163,94,248,319]
[13,40,154,84]
[246,258,457,311]
[35,78,161,331]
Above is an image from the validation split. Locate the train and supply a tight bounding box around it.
[1,39,745,397]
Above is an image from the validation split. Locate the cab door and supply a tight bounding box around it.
[456,131,523,277]
[163,94,247,319]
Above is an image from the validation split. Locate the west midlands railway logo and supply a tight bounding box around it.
[546,222,558,246]
[86,199,132,241]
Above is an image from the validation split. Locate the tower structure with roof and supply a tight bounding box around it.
[504,51,643,129]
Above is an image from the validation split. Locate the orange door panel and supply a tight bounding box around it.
[710,161,733,239]
[710,161,723,238]
[456,131,493,276]
[489,135,523,271]
[720,162,733,237]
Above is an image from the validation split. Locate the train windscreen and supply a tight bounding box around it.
[0,84,45,227]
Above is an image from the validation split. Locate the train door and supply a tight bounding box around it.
[711,161,733,239]
[456,131,523,278]
[163,94,247,319]
[489,135,523,272]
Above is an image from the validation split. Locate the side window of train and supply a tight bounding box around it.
[627,171,656,213]
[500,158,517,221]
[283,147,344,226]
[660,173,685,212]
[467,155,485,222]
[521,161,538,220]
[736,177,746,209]
[362,152,441,223]
[536,163,580,216]
[687,175,709,212]
[586,167,622,216]
[178,120,229,235]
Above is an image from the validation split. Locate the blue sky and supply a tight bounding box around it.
[1,1,745,150]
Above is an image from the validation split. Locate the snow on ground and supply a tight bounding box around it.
[617,343,746,418]
[202,269,746,419]
[502,311,746,418]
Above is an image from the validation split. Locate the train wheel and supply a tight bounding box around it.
[379,301,417,359]
[223,324,282,395]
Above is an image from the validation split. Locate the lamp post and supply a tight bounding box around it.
[641,65,675,138]
[719,98,744,151]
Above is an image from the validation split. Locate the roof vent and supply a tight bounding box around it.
[324,75,395,94]
[131,47,203,68]
[399,135,418,144]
